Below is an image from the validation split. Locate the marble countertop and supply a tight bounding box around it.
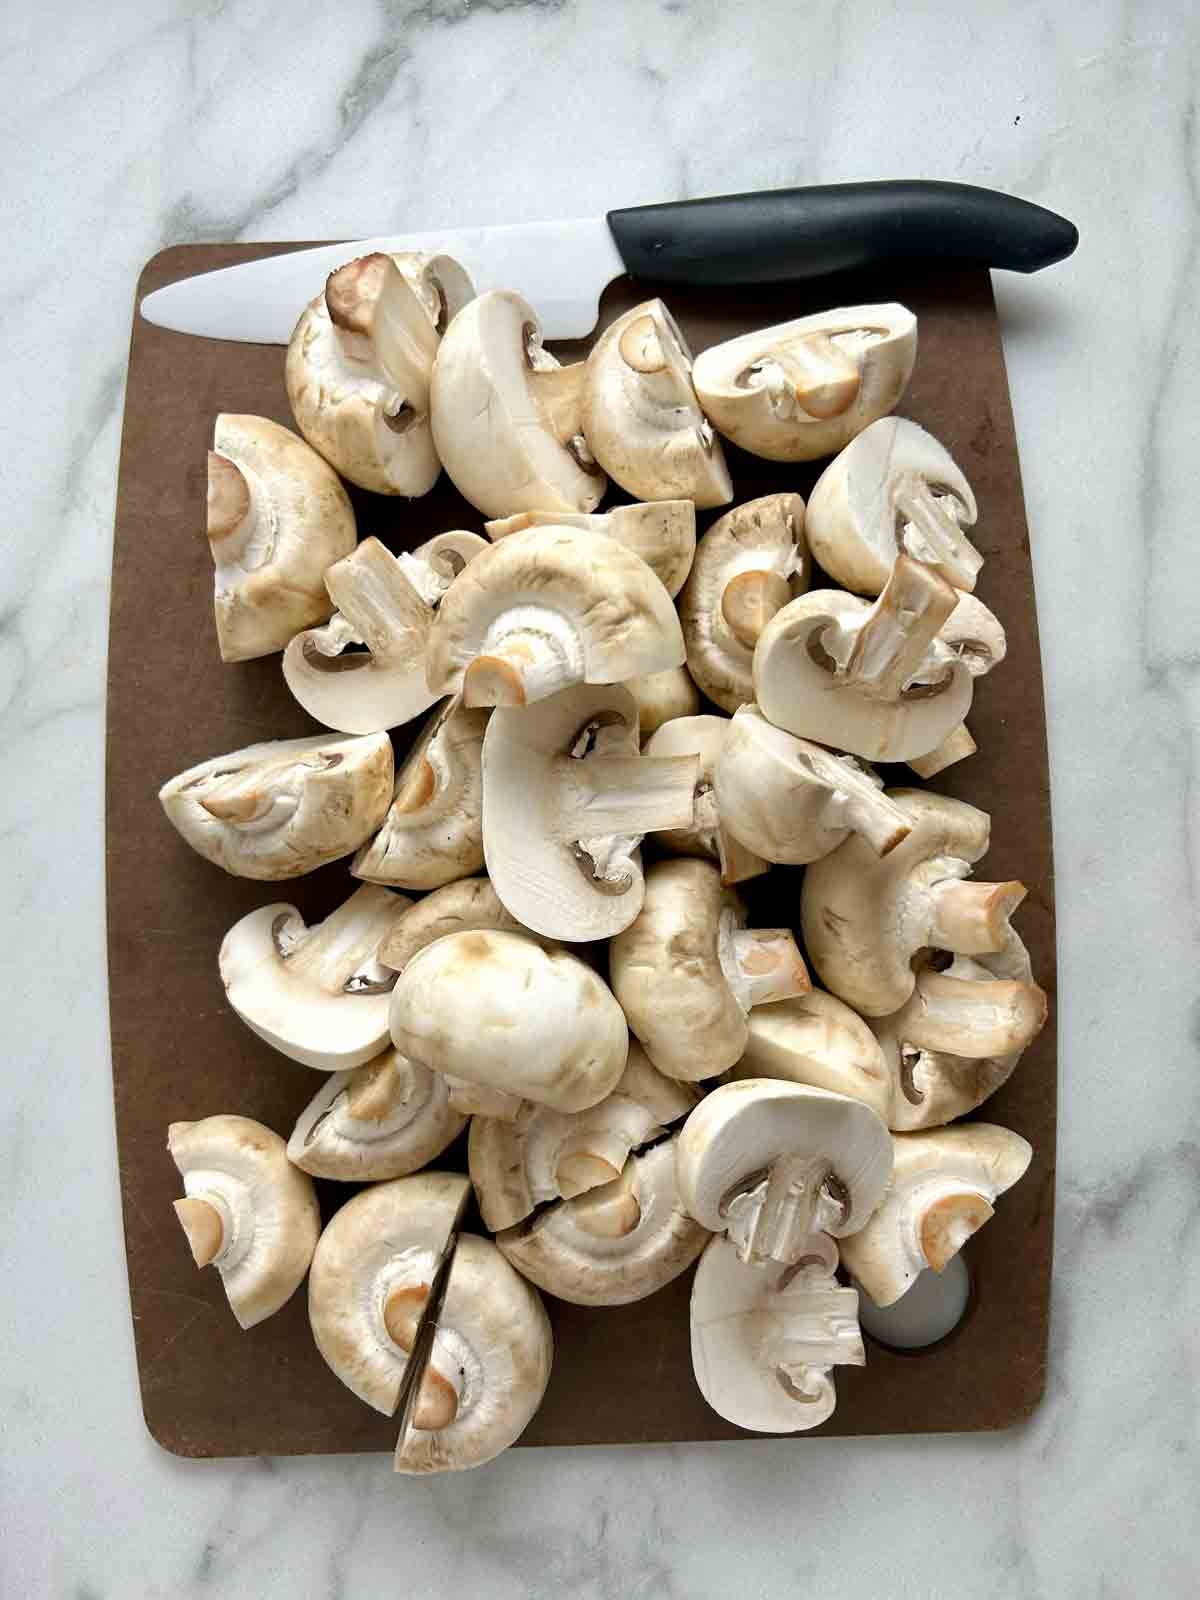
[3,2,1196,1594]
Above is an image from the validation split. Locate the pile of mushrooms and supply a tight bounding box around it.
[160,260,1049,1468]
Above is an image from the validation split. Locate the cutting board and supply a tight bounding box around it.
[107,245,1056,1458]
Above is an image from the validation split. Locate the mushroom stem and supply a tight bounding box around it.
[767,334,862,419]
[837,556,959,699]
[724,1156,847,1266]
[463,631,581,707]
[721,569,793,648]
[919,1190,994,1272]
[554,753,699,839]
[909,722,977,778]
[761,1283,865,1368]
[902,966,1048,1056]
[727,928,811,1009]
[345,1053,416,1121]
[443,1075,524,1121]
[382,1283,463,1430]
[715,823,771,887]
[893,476,983,591]
[172,1196,225,1268]
[555,1135,630,1199]
[925,876,1027,955]
[529,358,589,444]
[572,1163,643,1239]
[325,253,439,407]
[206,452,251,544]
[281,885,401,990]
[821,760,913,858]
[324,539,432,658]
[199,769,299,829]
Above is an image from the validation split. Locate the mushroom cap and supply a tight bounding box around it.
[725,990,894,1125]
[376,875,549,974]
[678,493,809,713]
[484,502,697,598]
[168,1115,320,1329]
[627,665,702,741]
[160,732,393,880]
[642,714,770,883]
[207,414,356,662]
[389,929,629,1113]
[941,592,1007,678]
[692,302,917,462]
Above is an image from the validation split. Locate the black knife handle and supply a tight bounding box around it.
[607,181,1078,285]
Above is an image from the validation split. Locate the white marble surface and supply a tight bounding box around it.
[2,1,1197,1594]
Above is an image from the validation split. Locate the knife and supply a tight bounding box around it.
[139,180,1078,345]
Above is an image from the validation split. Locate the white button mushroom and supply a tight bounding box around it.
[485,501,697,598]
[724,990,894,1126]
[375,874,553,975]
[908,591,1007,779]
[641,714,770,885]
[626,665,702,741]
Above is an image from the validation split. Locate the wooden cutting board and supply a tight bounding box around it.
[107,245,1056,1457]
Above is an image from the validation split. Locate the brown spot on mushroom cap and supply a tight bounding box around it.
[920,1191,993,1271]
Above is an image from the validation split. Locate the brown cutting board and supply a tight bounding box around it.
[108,245,1056,1458]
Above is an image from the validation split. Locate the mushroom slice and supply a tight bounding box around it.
[220,883,411,1070]
[287,1047,467,1180]
[753,555,974,763]
[352,698,488,891]
[840,1124,1033,1306]
[642,714,770,885]
[609,858,811,1082]
[628,666,702,741]
[426,523,685,709]
[692,303,917,464]
[678,493,810,713]
[390,929,629,1115]
[168,1115,320,1329]
[725,990,894,1126]
[806,417,981,596]
[714,704,911,865]
[206,414,357,662]
[496,1138,709,1306]
[160,732,393,880]
[677,1080,893,1266]
[690,1232,864,1432]
[286,250,474,495]
[908,592,1007,778]
[582,299,733,507]
[482,683,699,941]
[801,787,1027,1017]
[485,502,696,597]
[376,875,550,974]
[430,289,605,517]
[282,532,487,734]
[469,1042,701,1230]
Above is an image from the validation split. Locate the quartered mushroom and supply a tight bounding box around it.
[609,857,811,1081]
[724,990,894,1126]
[485,502,697,597]
[908,592,1007,779]
[692,302,918,462]
[205,414,356,662]
[220,882,411,1069]
[168,1115,320,1329]
[376,875,546,975]
[839,1123,1033,1306]
[160,731,393,880]
[286,250,474,495]
[806,417,981,596]
[627,666,702,741]
[581,298,733,507]
[678,493,809,713]
[430,289,605,517]
[642,714,770,885]
[801,787,1027,1017]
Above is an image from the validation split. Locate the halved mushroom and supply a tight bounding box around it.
[352,698,488,891]
[485,502,696,597]
[642,714,770,885]
[206,414,356,662]
[690,1232,864,1432]
[753,555,974,762]
[581,298,732,507]
[168,1115,320,1329]
[692,303,917,463]
[678,493,809,713]
[800,787,1027,1017]
[806,417,981,596]
[496,1138,710,1306]
[676,1080,893,1266]
[725,990,893,1125]
[282,532,488,734]
[286,250,474,495]
[220,883,411,1069]
[628,666,702,741]
[376,875,548,975]
[908,592,1006,778]
[481,683,699,941]
[160,732,393,880]
[609,858,811,1081]
[839,1124,1033,1306]
[430,289,605,517]
[425,524,685,709]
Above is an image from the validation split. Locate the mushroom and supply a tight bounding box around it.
[159,731,393,880]
[805,417,981,596]
[691,302,917,463]
[753,555,974,762]
[714,704,912,865]
[481,683,699,941]
[168,1115,320,1329]
[282,531,488,734]
[690,1232,864,1432]
[800,787,1027,1017]
[469,1041,701,1230]
[609,858,811,1081]
[676,1080,893,1266]
[581,298,733,507]
[286,250,474,495]
[641,714,770,885]
[352,698,488,891]
[627,666,702,740]
[389,929,629,1115]
[376,874,548,974]
[908,592,1006,779]
[429,289,605,517]
[220,882,411,1069]
[205,414,357,662]
[724,990,894,1126]
[287,1047,467,1180]
[839,1123,1033,1306]
[495,1138,710,1307]
[678,493,809,714]
[425,523,685,709]
[485,502,696,597]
